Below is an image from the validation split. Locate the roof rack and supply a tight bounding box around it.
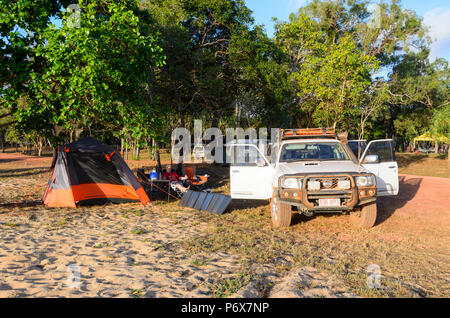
[281,128,337,140]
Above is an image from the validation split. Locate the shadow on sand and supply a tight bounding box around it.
[0,167,48,178]
[375,175,422,226]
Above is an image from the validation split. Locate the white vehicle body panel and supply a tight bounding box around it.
[230,138,399,200]
[229,144,273,199]
[360,139,399,196]
[230,165,274,199]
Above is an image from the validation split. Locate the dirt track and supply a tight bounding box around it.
[378,174,450,228]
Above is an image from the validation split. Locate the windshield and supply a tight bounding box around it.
[279,142,351,162]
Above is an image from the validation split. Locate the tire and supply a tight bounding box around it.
[349,202,377,228]
[270,192,292,228]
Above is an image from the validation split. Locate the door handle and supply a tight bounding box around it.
[388,166,396,169]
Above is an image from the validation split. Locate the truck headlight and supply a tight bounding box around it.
[282,178,302,189]
[355,175,374,187]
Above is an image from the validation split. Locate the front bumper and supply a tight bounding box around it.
[276,173,377,211]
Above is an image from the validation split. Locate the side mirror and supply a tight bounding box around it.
[363,154,379,164]
[256,158,267,167]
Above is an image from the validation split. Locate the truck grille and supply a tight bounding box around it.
[308,176,351,190]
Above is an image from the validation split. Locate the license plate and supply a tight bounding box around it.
[319,198,341,207]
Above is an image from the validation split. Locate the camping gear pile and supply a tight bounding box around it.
[43,137,230,214]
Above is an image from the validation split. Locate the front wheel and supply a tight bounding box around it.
[349,202,377,228]
[270,193,292,228]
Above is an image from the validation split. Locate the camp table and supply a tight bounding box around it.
[149,179,172,202]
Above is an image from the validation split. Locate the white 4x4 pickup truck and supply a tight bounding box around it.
[229,128,399,228]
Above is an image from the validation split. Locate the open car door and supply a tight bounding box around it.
[229,144,273,199]
[361,139,399,196]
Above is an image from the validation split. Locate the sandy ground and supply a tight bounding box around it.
[0,151,449,298]
[0,206,241,297]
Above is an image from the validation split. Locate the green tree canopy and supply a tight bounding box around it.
[14,0,165,147]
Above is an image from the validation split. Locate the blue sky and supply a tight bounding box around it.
[244,0,450,62]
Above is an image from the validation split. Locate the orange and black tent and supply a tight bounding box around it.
[43,137,149,207]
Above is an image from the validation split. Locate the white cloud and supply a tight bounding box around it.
[423,8,450,61]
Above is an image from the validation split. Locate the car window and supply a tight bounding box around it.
[364,140,395,162]
[279,142,350,162]
[231,145,266,166]
[348,140,367,158]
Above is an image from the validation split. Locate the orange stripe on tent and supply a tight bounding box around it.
[135,187,150,206]
[71,183,140,202]
[43,188,76,208]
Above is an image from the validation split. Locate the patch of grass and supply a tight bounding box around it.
[131,289,143,298]
[397,153,449,178]
[191,258,208,267]
[131,227,146,235]
[57,218,68,227]
[179,201,449,298]
[153,243,165,251]
[209,273,252,298]
[45,217,71,230]
[5,222,17,227]
[93,243,103,249]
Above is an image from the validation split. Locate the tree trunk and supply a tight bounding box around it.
[135,145,140,160]
[37,138,43,157]
[151,139,156,160]
[156,142,162,174]
[235,102,241,128]
[49,147,58,171]
[211,111,221,128]
[332,121,337,130]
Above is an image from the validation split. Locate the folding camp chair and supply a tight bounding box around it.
[183,166,210,191]
[169,182,186,199]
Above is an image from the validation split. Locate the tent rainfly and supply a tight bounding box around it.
[43,137,150,207]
